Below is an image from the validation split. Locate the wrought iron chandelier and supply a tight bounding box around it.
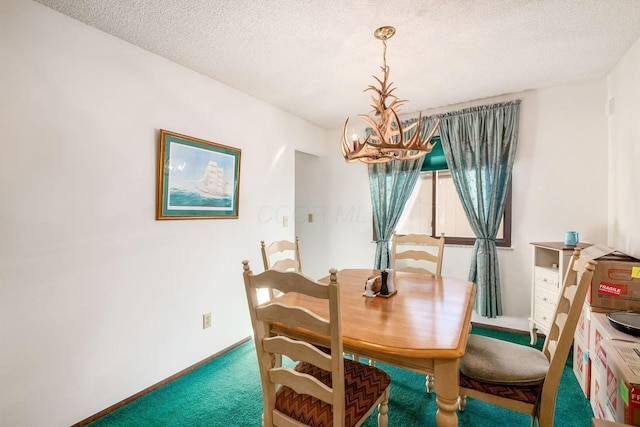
[341,26,440,164]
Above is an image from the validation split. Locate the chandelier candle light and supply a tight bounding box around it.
[341,26,440,164]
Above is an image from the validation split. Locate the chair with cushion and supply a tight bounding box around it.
[242,260,391,427]
[391,232,445,277]
[458,248,597,427]
[261,236,303,273]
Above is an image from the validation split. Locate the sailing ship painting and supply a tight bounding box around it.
[196,160,228,200]
[166,141,236,210]
[157,130,241,220]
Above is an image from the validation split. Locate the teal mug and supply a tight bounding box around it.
[565,231,579,247]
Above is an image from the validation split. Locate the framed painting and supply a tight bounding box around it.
[156,130,241,219]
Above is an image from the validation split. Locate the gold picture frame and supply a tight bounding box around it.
[156,129,241,220]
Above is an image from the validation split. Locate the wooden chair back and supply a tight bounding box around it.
[242,261,346,426]
[391,233,445,276]
[261,236,303,273]
[536,249,597,426]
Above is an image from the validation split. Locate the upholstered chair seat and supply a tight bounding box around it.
[460,334,549,386]
[276,359,392,427]
[459,334,549,405]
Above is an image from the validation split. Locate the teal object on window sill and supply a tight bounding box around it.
[421,136,448,171]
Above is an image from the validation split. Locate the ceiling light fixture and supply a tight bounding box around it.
[341,26,440,164]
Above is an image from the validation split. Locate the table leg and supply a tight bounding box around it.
[433,358,459,427]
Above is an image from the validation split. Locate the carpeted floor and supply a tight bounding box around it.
[89,326,594,426]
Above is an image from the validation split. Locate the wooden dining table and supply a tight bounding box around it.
[270,268,477,427]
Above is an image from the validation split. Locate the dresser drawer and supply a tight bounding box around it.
[534,266,560,290]
[534,285,559,312]
[534,303,555,330]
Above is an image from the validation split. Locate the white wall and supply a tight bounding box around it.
[0,1,326,425]
[608,37,640,259]
[300,79,610,331]
[294,151,330,280]
[2,1,634,424]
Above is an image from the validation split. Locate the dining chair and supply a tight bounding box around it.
[391,232,445,277]
[261,236,303,273]
[458,248,597,427]
[242,261,391,427]
[390,232,445,392]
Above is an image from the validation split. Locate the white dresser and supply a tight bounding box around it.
[529,242,590,344]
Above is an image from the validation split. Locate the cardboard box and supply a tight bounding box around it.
[592,361,616,421]
[592,418,633,427]
[588,253,640,311]
[577,302,592,346]
[574,333,591,398]
[590,312,640,373]
[579,302,617,348]
[575,303,618,402]
[602,340,640,425]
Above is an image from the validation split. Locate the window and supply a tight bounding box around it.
[393,137,512,247]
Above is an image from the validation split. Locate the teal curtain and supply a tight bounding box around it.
[437,100,520,318]
[368,118,440,269]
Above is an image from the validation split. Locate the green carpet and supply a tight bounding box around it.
[89,326,594,426]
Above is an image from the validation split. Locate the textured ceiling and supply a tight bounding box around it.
[34,0,640,129]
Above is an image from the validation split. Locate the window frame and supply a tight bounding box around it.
[422,170,512,248]
[373,170,513,248]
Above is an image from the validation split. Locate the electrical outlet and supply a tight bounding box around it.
[203,312,212,329]
[283,216,288,227]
